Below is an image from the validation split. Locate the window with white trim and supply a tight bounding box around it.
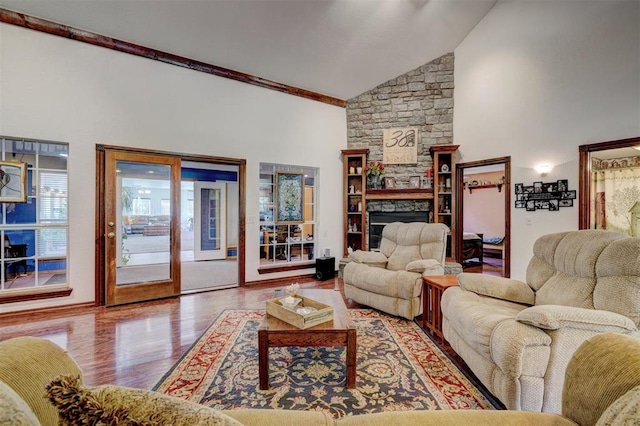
[0,136,69,293]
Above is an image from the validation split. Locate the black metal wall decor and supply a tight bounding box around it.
[514,179,576,211]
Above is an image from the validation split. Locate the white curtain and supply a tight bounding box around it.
[590,168,640,236]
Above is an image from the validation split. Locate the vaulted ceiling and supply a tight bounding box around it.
[0,0,497,100]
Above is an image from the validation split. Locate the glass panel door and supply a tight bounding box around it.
[104,151,181,306]
[194,182,226,260]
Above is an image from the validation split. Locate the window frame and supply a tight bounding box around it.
[258,163,317,272]
[0,136,71,304]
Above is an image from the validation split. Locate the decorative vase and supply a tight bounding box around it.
[369,175,382,189]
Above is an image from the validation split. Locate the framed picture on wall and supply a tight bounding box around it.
[275,171,304,224]
[409,176,420,188]
[0,161,27,203]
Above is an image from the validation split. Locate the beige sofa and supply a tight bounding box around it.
[343,222,448,320]
[1,333,640,425]
[442,230,640,414]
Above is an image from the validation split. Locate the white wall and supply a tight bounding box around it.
[454,0,640,279]
[0,23,347,313]
[463,171,506,238]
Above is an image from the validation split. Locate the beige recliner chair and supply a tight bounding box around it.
[442,230,640,414]
[343,222,448,320]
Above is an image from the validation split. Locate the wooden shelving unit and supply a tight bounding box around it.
[341,149,368,257]
[430,145,459,259]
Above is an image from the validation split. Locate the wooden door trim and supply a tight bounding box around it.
[104,151,181,306]
[95,150,106,306]
[455,156,511,278]
[578,136,640,229]
[96,145,246,306]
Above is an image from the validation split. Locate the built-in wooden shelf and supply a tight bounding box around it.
[466,183,503,194]
[365,188,434,200]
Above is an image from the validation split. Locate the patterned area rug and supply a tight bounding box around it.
[154,309,499,418]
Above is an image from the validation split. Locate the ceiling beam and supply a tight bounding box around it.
[0,8,347,108]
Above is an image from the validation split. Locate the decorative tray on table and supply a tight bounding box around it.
[265,295,334,329]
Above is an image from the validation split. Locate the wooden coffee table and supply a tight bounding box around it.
[258,289,357,390]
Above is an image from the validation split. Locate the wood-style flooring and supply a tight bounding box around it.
[0,276,466,390]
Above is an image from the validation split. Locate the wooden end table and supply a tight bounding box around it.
[422,274,459,340]
[258,289,357,390]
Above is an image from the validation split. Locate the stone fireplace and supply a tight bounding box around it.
[366,199,432,250]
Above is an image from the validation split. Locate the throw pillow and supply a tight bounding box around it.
[596,384,640,426]
[46,375,242,426]
[0,380,40,426]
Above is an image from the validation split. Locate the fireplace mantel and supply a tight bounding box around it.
[365,188,433,200]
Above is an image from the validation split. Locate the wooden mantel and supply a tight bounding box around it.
[365,188,434,200]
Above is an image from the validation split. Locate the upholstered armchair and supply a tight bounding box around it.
[441,230,640,414]
[343,222,448,320]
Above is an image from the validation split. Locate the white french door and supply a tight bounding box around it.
[194,182,227,260]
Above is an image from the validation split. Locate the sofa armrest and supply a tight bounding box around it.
[516,305,638,333]
[406,259,444,276]
[0,337,84,426]
[458,273,535,305]
[348,250,388,268]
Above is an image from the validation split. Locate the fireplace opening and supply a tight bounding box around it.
[368,211,429,250]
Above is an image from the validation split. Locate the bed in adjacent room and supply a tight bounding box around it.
[462,232,483,268]
[483,236,505,260]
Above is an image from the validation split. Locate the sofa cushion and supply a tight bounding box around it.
[0,380,41,426]
[344,262,422,299]
[46,375,242,426]
[441,287,529,360]
[387,244,421,271]
[379,222,448,271]
[594,237,640,326]
[336,409,576,425]
[222,409,333,426]
[458,274,534,305]
[406,259,441,274]
[530,230,628,307]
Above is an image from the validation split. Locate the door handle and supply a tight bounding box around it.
[107,232,115,239]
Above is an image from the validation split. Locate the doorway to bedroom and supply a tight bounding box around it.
[456,157,511,278]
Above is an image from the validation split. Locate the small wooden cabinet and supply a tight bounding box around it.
[422,274,459,340]
[430,145,459,259]
[341,149,368,257]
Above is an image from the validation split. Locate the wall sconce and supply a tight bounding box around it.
[534,164,552,176]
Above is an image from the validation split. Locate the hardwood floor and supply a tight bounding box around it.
[0,276,467,391]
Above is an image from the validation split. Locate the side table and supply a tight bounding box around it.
[422,274,459,340]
